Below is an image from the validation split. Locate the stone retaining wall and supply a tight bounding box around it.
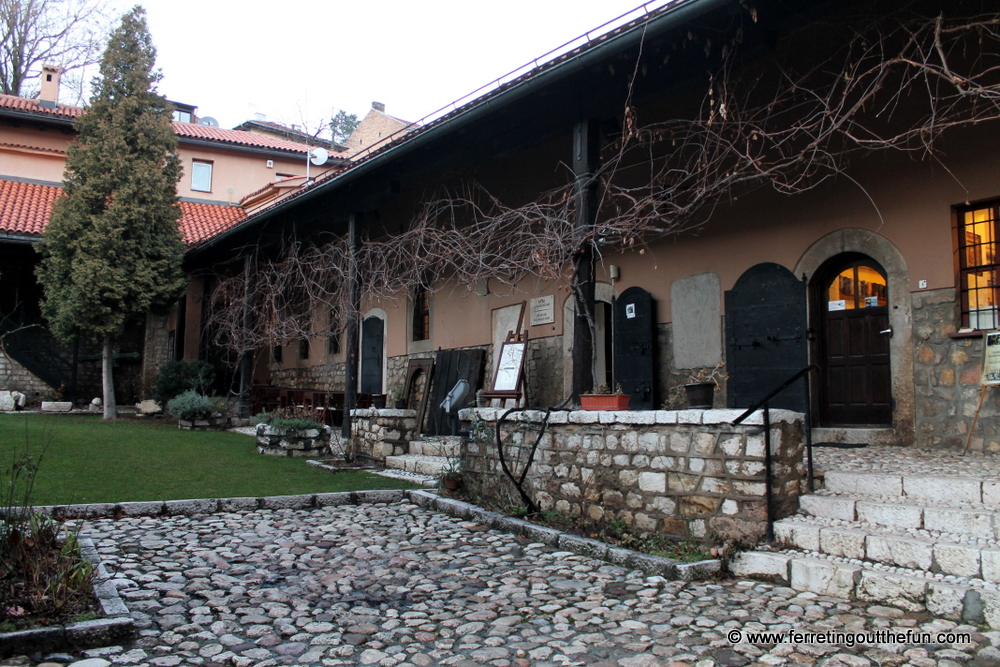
[256,424,332,457]
[459,407,805,545]
[350,408,419,462]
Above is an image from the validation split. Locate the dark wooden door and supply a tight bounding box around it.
[613,286,655,409]
[425,349,484,435]
[820,260,892,424]
[360,316,384,394]
[725,263,808,412]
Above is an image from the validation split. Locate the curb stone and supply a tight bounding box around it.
[0,538,134,658]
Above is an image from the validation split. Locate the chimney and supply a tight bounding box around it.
[372,101,386,113]
[39,64,62,109]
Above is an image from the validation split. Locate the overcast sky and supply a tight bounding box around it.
[107,0,668,133]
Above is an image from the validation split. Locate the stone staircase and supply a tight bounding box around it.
[731,462,1000,628]
[384,435,463,480]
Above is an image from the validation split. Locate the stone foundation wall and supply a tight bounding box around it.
[0,347,52,398]
[656,323,729,410]
[255,424,332,457]
[271,362,347,392]
[912,287,1000,452]
[459,407,804,545]
[349,408,419,462]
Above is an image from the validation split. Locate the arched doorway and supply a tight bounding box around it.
[815,254,892,425]
[360,312,385,394]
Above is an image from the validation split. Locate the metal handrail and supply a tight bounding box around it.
[732,364,819,542]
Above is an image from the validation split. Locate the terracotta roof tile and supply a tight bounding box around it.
[0,94,82,120]
[0,179,59,236]
[0,179,246,245]
[178,200,247,246]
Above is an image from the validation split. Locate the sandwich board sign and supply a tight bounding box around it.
[981,330,1000,386]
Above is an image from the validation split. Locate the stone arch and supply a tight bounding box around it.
[795,229,914,443]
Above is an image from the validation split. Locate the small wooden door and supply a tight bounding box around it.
[819,258,892,425]
[360,316,384,394]
[613,286,654,409]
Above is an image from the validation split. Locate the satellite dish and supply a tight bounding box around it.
[309,147,329,166]
[199,116,219,127]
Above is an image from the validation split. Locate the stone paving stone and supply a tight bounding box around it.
[7,501,999,667]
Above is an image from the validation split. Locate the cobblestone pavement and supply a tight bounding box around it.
[813,445,1000,480]
[32,501,998,667]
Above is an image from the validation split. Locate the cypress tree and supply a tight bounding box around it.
[36,6,186,419]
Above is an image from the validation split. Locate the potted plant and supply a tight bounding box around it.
[437,455,464,492]
[580,383,631,410]
[683,363,727,409]
[389,383,406,409]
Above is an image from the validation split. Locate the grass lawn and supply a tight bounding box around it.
[0,413,417,506]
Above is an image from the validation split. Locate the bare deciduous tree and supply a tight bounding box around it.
[0,0,110,102]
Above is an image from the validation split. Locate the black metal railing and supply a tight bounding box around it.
[731,364,819,542]
[0,312,76,398]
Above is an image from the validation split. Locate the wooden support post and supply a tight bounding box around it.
[962,385,988,456]
[571,118,600,401]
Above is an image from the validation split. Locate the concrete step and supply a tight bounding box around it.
[408,437,462,458]
[811,428,895,447]
[730,548,1000,628]
[773,516,1000,582]
[800,492,1000,540]
[384,454,450,476]
[822,470,1000,506]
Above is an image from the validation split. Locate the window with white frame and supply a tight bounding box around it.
[191,160,213,192]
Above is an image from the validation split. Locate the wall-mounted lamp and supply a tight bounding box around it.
[609,265,620,281]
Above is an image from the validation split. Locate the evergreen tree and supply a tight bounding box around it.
[36,6,186,419]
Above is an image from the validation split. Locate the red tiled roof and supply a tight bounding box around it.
[0,179,246,246]
[0,179,58,236]
[178,200,247,246]
[0,94,346,156]
[0,94,82,120]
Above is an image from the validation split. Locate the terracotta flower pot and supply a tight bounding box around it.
[579,394,631,410]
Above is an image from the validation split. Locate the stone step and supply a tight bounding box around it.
[822,470,1000,506]
[384,454,449,477]
[408,437,462,458]
[800,493,1000,540]
[774,516,1000,582]
[729,548,1000,629]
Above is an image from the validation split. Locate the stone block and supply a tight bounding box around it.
[668,472,700,493]
[934,543,982,578]
[790,557,860,598]
[904,476,981,504]
[260,494,314,510]
[774,521,821,552]
[680,496,721,515]
[819,527,867,559]
[856,570,928,612]
[984,480,1000,505]
[745,435,765,458]
[163,498,218,516]
[654,410,678,424]
[116,501,164,517]
[616,411,656,425]
[354,490,407,505]
[638,472,666,493]
[719,435,743,457]
[982,589,1000,630]
[638,432,662,453]
[824,471,902,498]
[924,508,995,540]
[41,401,73,412]
[856,501,921,529]
[701,409,746,424]
[569,410,599,424]
[865,534,933,570]
[676,410,703,424]
[626,552,677,578]
[800,495,856,521]
[729,551,792,583]
[217,497,260,512]
[55,503,115,519]
[982,548,1000,582]
[675,559,721,581]
[926,581,968,621]
[557,534,609,560]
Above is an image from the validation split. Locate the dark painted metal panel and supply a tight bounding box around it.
[613,286,655,410]
[426,349,484,435]
[725,263,808,412]
[360,317,384,394]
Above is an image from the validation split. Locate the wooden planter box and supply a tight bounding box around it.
[579,394,631,410]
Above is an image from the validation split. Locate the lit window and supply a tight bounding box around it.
[956,201,1000,329]
[191,160,213,192]
[412,283,430,341]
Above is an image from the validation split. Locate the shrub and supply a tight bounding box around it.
[269,418,324,431]
[166,390,215,421]
[153,361,216,405]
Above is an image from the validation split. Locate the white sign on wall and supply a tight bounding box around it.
[530,295,555,326]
